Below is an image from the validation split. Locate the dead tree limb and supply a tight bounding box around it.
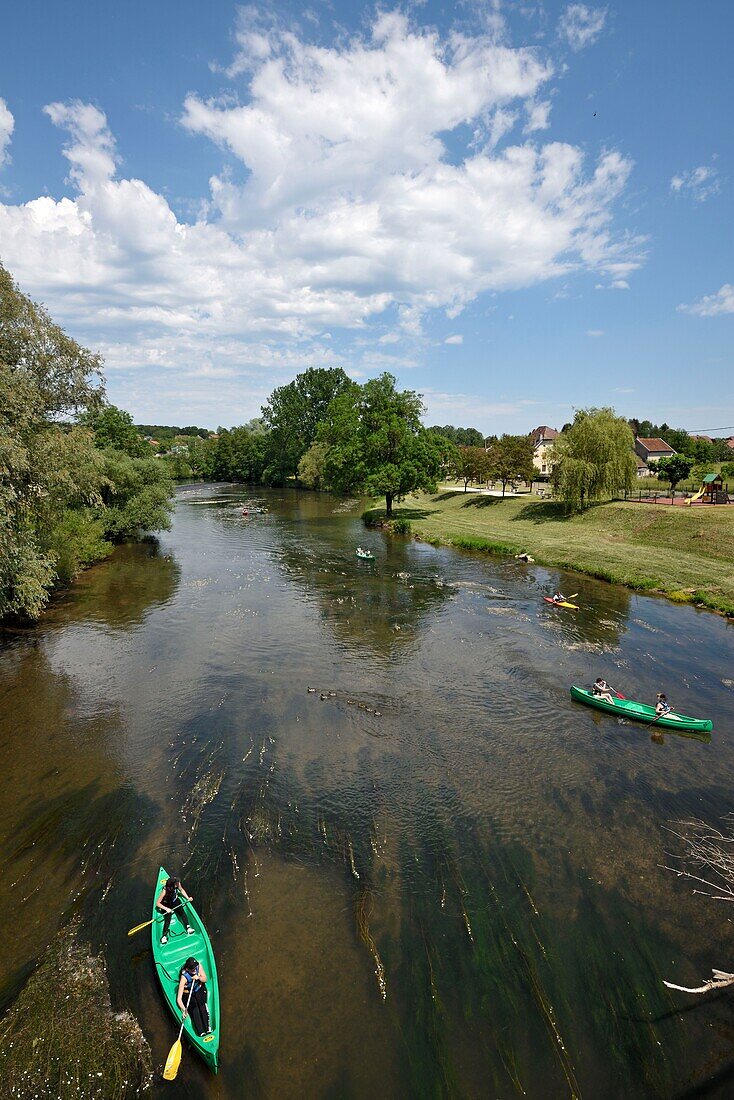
[663,817,734,994]
[664,970,734,995]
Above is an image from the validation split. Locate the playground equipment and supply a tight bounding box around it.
[686,472,731,505]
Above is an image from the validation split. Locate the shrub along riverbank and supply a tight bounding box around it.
[364,492,734,615]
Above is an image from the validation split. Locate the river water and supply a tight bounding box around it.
[2,485,733,1099]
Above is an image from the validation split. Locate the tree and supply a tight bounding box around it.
[322,373,445,516]
[689,462,713,487]
[0,263,106,618]
[297,442,330,489]
[82,403,149,457]
[97,451,173,541]
[0,261,173,619]
[721,461,734,481]
[261,366,351,483]
[486,435,534,496]
[550,407,636,510]
[655,454,693,490]
[452,445,489,491]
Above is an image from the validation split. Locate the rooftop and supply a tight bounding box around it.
[636,437,676,453]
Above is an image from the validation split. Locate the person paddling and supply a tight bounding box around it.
[591,677,615,705]
[177,957,211,1036]
[655,693,671,717]
[551,591,566,604]
[156,875,195,945]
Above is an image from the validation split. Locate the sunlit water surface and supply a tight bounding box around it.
[2,486,734,1098]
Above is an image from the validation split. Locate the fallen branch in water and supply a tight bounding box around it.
[663,817,734,995]
[664,970,734,995]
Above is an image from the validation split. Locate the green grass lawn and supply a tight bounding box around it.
[371,493,734,615]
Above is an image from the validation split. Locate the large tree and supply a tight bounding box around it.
[655,454,693,490]
[551,407,636,510]
[322,373,445,516]
[0,264,105,617]
[0,262,172,619]
[486,434,534,496]
[82,403,149,457]
[261,366,351,483]
[452,445,490,491]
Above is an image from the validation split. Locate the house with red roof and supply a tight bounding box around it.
[634,436,676,467]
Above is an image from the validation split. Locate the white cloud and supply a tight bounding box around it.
[422,388,540,429]
[586,328,603,336]
[0,98,14,168]
[444,334,464,344]
[524,98,552,133]
[0,13,643,420]
[558,5,607,51]
[670,164,720,203]
[679,284,734,317]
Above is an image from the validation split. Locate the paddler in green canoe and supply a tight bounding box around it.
[156,875,196,945]
[591,677,616,705]
[177,956,212,1036]
[655,693,671,717]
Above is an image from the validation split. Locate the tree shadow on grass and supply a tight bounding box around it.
[511,501,570,523]
[460,495,511,509]
[511,500,610,523]
[364,505,436,522]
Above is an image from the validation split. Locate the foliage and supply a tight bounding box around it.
[551,407,636,510]
[486,434,534,495]
[428,424,486,447]
[721,461,734,481]
[0,264,107,618]
[391,517,412,534]
[298,441,331,489]
[136,421,211,442]
[98,450,174,540]
[261,366,352,482]
[82,403,149,456]
[44,509,111,584]
[322,373,445,516]
[0,261,173,620]
[654,454,693,490]
[451,445,490,490]
[689,462,715,487]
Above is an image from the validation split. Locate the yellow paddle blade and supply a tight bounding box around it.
[127,917,154,937]
[163,1038,182,1081]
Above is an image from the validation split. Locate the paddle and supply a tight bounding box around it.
[127,901,188,938]
[163,967,197,1081]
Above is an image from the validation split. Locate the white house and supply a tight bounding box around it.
[634,436,676,466]
[529,425,558,478]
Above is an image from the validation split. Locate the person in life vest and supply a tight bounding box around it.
[655,693,671,717]
[177,956,211,1036]
[156,875,195,945]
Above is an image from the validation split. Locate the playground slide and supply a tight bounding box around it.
[686,486,706,505]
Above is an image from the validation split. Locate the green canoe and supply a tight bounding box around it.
[152,867,220,1073]
[570,686,713,733]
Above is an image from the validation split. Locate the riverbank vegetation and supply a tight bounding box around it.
[0,919,152,1099]
[365,492,734,615]
[1,263,173,621]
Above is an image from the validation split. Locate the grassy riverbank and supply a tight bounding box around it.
[368,493,734,615]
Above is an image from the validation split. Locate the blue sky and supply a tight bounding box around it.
[0,1,731,434]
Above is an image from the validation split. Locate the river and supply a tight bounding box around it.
[2,485,733,1099]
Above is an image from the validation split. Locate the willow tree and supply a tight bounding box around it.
[549,408,636,510]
